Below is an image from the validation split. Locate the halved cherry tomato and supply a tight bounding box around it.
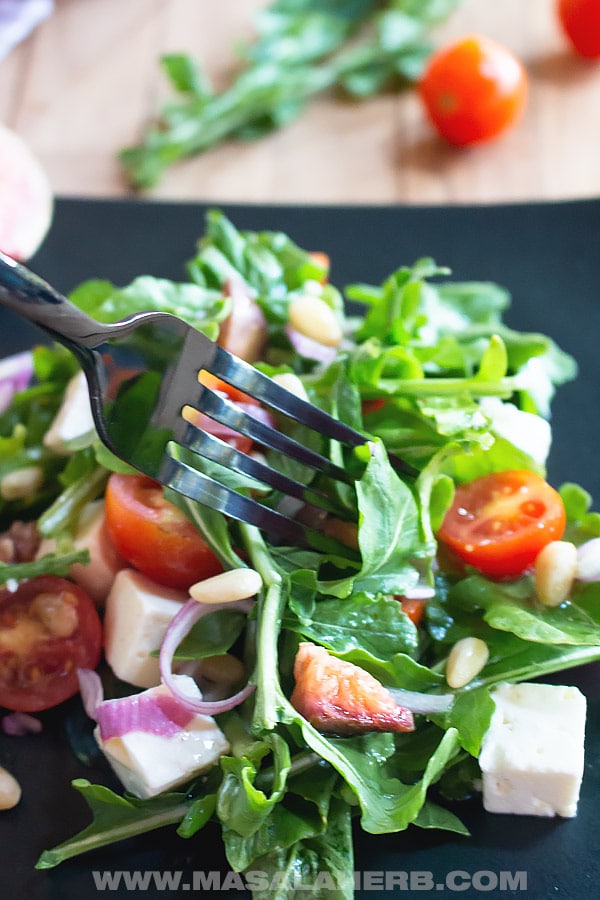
[104,473,223,590]
[361,398,386,417]
[437,470,566,579]
[419,35,528,146]
[399,596,425,627]
[0,575,102,712]
[557,0,600,59]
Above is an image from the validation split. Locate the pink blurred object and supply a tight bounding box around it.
[0,0,53,61]
[2,711,43,735]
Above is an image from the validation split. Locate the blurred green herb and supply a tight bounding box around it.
[121,0,463,189]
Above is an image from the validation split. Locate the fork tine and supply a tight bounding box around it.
[160,449,359,559]
[190,388,354,483]
[203,342,417,478]
[210,344,366,446]
[176,424,354,519]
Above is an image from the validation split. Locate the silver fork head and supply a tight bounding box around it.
[89,313,361,549]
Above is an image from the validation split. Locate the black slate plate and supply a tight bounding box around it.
[1,197,599,899]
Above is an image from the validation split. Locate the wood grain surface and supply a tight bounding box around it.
[1,0,599,204]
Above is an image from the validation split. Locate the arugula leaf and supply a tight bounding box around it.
[284,591,419,659]
[170,609,247,660]
[0,548,90,586]
[247,798,354,899]
[69,276,226,339]
[323,440,423,598]
[120,1,464,189]
[36,780,192,869]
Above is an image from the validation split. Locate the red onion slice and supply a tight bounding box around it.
[285,325,338,365]
[96,685,197,741]
[576,538,600,583]
[160,597,255,715]
[0,350,34,414]
[387,688,454,715]
[1,711,42,736]
[77,667,104,721]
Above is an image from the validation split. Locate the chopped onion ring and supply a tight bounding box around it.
[1,711,42,736]
[285,325,338,365]
[387,688,454,715]
[77,667,104,721]
[0,350,34,414]
[160,596,255,715]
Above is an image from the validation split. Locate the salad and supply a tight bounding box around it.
[1,209,600,896]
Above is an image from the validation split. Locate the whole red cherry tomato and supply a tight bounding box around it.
[557,0,600,59]
[419,35,528,146]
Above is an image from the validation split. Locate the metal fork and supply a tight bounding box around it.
[0,251,415,550]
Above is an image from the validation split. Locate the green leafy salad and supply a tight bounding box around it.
[2,211,600,897]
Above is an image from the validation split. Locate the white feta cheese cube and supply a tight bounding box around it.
[37,501,126,606]
[95,677,229,799]
[479,397,552,466]
[43,370,96,455]
[479,682,586,817]
[104,569,186,688]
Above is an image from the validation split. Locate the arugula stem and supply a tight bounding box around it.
[239,523,288,733]
[36,802,190,869]
[375,376,517,398]
[254,750,322,791]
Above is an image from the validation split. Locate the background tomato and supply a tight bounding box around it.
[419,34,528,146]
[437,470,566,579]
[557,0,600,58]
[0,576,102,712]
[104,473,223,590]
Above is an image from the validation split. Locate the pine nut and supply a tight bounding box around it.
[446,637,489,689]
[271,372,309,402]
[0,766,21,810]
[288,294,342,348]
[534,540,577,607]
[0,465,43,501]
[189,568,262,605]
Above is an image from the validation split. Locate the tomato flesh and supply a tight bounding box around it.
[104,473,223,590]
[419,34,528,146]
[437,470,566,579]
[0,575,102,712]
[557,0,600,58]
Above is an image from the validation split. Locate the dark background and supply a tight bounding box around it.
[0,197,599,898]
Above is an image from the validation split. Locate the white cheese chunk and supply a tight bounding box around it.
[43,370,96,455]
[95,677,229,799]
[37,501,126,606]
[479,682,586,817]
[104,569,186,688]
[479,397,552,466]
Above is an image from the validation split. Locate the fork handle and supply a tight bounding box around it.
[0,251,111,353]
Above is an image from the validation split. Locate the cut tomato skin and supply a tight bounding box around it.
[0,576,102,712]
[437,470,566,579]
[419,35,528,146]
[104,473,223,590]
[557,0,600,58]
